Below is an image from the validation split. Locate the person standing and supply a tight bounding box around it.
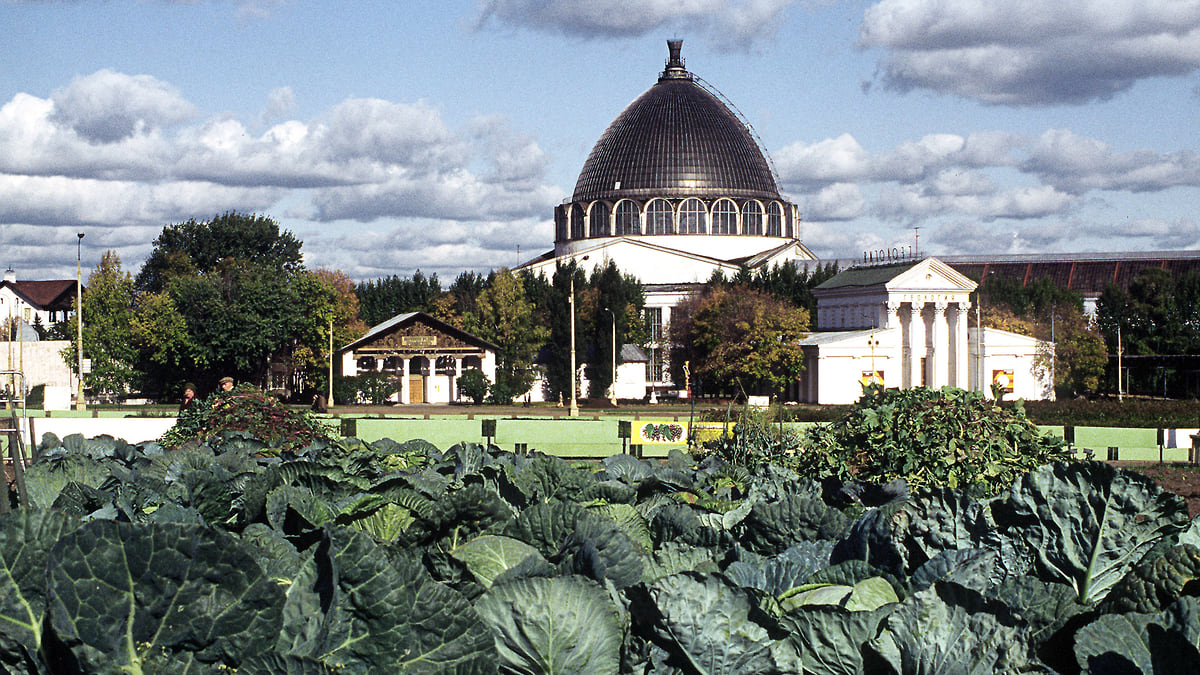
[219,376,234,392]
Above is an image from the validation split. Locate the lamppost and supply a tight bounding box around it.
[568,255,588,417]
[603,307,616,406]
[75,233,85,411]
[867,333,880,384]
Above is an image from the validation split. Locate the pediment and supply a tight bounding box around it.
[885,258,977,293]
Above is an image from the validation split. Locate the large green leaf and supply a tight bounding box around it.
[475,575,621,675]
[866,582,1043,674]
[0,510,79,670]
[453,535,546,589]
[832,486,1005,578]
[993,461,1190,604]
[641,572,788,675]
[23,455,111,509]
[778,605,892,675]
[1074,596,1200,674]
[45,519,284,674]
[277,526,494,674]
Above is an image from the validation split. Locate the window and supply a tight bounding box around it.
[615,200,640,235]
[767,202,783,237]
[712,199,737,234]
[647,347,664,382]
[589,201,611,237]
[555,210,568,240]
[679,198,706,234]
[570,204,586,239]
[646,199,673,234]
[743,201,763,235]
[436,356,457,375]
[357,357,377,372]
[646,307,663,342]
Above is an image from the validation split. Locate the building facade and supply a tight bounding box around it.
[518,40,815,395]
[799,258,1051,404]
[338,312,499,405]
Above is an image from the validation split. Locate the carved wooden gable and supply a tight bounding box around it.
[364,318,472,352]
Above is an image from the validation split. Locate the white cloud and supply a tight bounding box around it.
[472,0,797,50]
[804,182,864,220]
[50,70,195,143]
[261,86,295,125]
[859,0,1200,105]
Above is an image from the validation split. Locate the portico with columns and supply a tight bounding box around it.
[798,258,1051,404]
[338,312,499,405]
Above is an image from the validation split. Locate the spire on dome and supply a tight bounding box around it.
[660,39,691,81]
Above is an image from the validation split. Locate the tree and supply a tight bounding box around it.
[671,285,809,396]
[135,211,302,293]
[583,261,645,399]
[470,269,547,404]
[133,212,315,393]
[543,262,585,402]
[61,252,138,397]
[353,271,442,327]
[287,269,368,394]
[130,291,195,397]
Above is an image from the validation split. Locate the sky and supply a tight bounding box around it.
[3,0,1200,284]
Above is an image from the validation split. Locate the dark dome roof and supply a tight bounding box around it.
[571,41,780,203]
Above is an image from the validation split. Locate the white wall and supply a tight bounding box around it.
[969,328,1053,401]
[0,340,73,394]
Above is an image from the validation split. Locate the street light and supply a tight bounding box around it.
[568,255,588,417]
[604,307,617,406]
[75,233,85,411]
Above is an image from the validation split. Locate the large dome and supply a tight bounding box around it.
[571,41,780,202]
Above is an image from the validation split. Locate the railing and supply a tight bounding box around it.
[0,371,29,511]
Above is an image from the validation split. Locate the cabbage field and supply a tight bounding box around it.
[2,390,1199,674]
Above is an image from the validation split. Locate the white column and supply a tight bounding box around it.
[953,305,970,388]
[930,302,947,388]
[885,302,901,330]
[400,357,411,404]
[452,357,463,403]
[909,304,924,388]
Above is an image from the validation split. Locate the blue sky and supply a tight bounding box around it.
[3,0,1200,282]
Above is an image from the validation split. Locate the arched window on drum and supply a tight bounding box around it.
[679,198,706,234]
[615,200,640,235]
[743,201,763,235]
[570,203,586,239]
[712,199,737,234]
[646,199,674,235]
[589,202,611,237]
[766,202,783,237]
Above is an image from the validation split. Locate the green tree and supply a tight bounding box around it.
[543,262,585,402]
[62,252,138,397]
[133,213,311,393]
[353,271,442,327]
[288,269,368,394]
[671,285,809,396]
[583,261,645,399]
[470,268,547,404]
[135,211,302,293]
[130,291,195,397]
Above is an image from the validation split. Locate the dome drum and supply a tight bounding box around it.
[554,197,798,242]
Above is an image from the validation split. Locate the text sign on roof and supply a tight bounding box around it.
[402,336,437,347]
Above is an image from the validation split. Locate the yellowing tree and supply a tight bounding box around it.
[672,285,809,396]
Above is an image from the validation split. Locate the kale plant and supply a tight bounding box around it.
[161,384,335,454]
[794,385,1073,495]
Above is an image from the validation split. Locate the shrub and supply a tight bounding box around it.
[792,385,1074,495]
[161,384,335,453]
[457,369,490,404]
